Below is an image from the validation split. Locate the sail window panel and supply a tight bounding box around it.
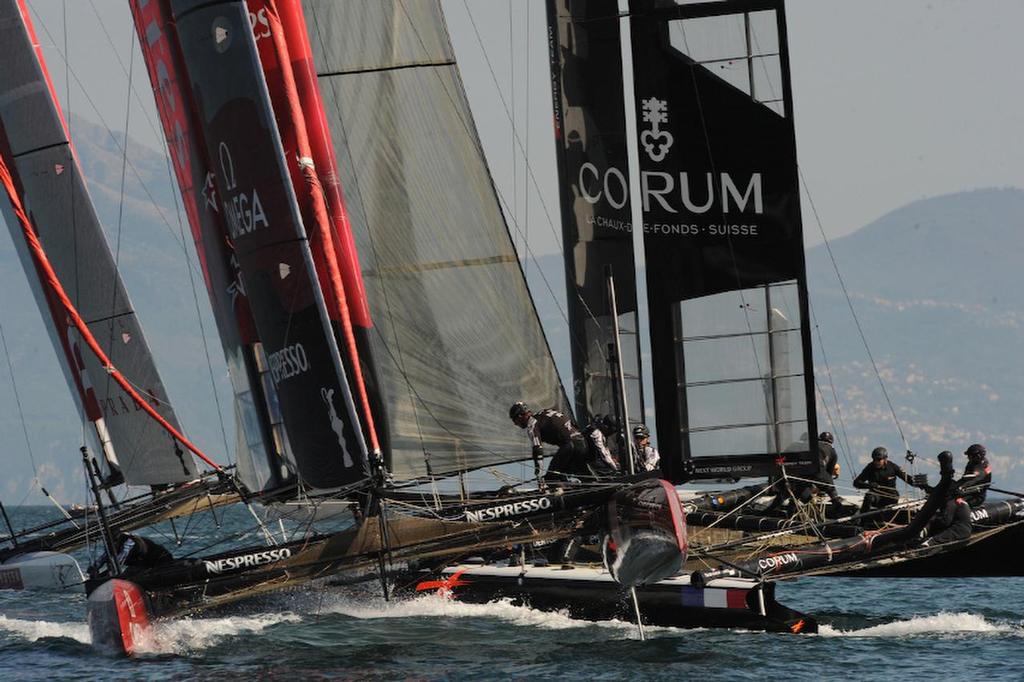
[682,334,769,385]
[767,328,806,378]
[684,379,774,430]
[687,424,773,459]
[771,374,808,428]
[678,288,770,337]
[767,280,802,326]
[666,11,781,110]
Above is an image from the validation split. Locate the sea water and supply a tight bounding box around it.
[1,506,1022,681]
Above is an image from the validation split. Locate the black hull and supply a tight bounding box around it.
[406,565,816,634]
[834,522,1024,578]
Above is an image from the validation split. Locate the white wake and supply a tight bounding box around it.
[820,612,1020,638]
[134,612,302,655]
[0,614,91,644]
[321,591,663,637]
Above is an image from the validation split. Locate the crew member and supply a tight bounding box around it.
[509,402,588,483]
[956,443,992,507]
[89,532,175,578]
[632,424,660,472]
[852,446,923,513]
[815,432,845,512]
[922,480,973,547]
[583,414,619,476]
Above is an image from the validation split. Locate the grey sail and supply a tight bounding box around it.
[0,0,197,486]
[300,0,568,480]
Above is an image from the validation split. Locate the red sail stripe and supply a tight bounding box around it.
[259,0,380,455]
[275,0,372,329]
[0,153,223,473]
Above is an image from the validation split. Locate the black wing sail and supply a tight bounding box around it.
[546,0,645,427]
[628,0,817,482]
[169,0,369,489]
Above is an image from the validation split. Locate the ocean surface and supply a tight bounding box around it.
[1,506,1022,681]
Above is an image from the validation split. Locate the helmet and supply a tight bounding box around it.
[871,446,889,461]
[819,432,834,444]
[965,443,986,458]
[508,402,529,421]
[632,424,650,440]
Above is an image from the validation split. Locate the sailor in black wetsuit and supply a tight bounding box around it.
[956,443,992,507]
[853,446,923,513]
[922,481,973,547]
[814,432,845,512]
[509,402,588,483]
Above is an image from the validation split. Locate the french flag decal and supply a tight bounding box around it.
[681,586,748,609]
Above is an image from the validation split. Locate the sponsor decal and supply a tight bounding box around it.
[204,547,292,575]
[321,388,354,467]
[267,343,309,383]
[693,464,753,476]
[248,5,271,41]
[640,97,674,162]
[212,17,233,52]
[970,507,990,523]
[576,97,764,232]
[756,552,799,572]
[464,496,553,523]
[218,142,269,239]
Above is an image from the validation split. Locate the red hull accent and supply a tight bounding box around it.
[86,579,151,656]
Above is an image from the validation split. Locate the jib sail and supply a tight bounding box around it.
[300,0,568,480]
[546,0,645,429]
[628,0,816,481]
[167,0,369,489]
[0,0,197,486]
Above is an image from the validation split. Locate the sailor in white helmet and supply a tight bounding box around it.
[632,424,660,472]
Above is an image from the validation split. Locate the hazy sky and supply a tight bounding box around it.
[19,0,1024,257]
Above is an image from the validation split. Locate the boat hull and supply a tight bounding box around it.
[0,551,84,590]
[86,579,152,656]
[412,564,816,634]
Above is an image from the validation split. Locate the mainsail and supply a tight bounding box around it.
[300,0,568,480]
[547,0,645,429]
[627,0,817,481]
[0,0,197,487]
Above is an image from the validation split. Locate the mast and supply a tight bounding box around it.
[0,0,198,487]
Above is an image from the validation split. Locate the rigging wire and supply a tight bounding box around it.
[0,322,41,488]
[798,169,912,455]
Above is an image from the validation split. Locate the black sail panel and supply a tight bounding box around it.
[169,0,368,489]
[546,0,644,427]
[629,0,816,482]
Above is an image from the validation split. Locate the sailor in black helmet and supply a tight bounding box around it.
[852,446,924,514]
[922,452,974,547]
[813,432,845,512]
[955,443,992,507]
[509,402,588,483]
[632,424,660,472]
